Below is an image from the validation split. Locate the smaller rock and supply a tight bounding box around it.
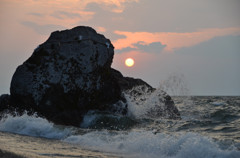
[111,69,153,91]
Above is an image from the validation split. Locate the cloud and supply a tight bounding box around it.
[84,0,139,13]
[115,47,136,53]
[28,12,45,17]
[116,41,166,53]
[82,0,240,33]
[51,11,82,20]
[8,0,138,35]
[21,21,66,35]
[113,27,240,52]
[173,35,240,95]
[134,42,166,53]
[177,35,240,56]
[96,26,106,33]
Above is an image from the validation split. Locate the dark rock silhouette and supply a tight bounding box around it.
[1,26,180,126]
[0,94,10,112]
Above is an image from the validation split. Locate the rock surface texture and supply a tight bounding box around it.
[5,26,180,126]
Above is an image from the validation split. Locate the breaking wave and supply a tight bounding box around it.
[64,130,240,158]
[0,113,73,139]
[0,112,239,158]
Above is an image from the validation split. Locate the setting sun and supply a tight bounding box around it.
[125,58,135,67]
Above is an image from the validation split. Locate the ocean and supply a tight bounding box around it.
[0,96,240,158]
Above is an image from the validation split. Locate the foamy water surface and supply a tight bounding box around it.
[0,96,240,158]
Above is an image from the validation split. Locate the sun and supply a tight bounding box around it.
[125,58,135,67]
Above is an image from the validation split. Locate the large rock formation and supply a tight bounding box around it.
[2,26,180,126]
[0,94,10,112]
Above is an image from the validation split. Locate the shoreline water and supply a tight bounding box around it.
[0,131,122,158]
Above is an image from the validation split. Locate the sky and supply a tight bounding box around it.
[0,0,240,96]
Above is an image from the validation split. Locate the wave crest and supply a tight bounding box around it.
[0,112,73,139]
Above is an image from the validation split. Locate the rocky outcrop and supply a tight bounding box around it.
[5,26,180,126]
[110,69,153,91]
[111,69,180,119]
[0,94,10,112]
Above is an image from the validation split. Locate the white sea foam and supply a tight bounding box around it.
[80,111,99,128]
[64,130,240,158]
[0,112,239,158]
[124,85,168,119]
[0,113,73,139]
[211,101,225,106]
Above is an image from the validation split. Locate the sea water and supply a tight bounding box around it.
[0,96,240,158]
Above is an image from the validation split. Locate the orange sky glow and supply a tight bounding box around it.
[113,27,240,52]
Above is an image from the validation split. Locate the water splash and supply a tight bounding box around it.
[159,73,190,96]
[124,85,163,118]
[124,85,180,119]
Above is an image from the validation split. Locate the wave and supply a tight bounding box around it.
[80,110,137,130]
[211,101,225,106]
[0,113,73,139]
[64,130,240,158]
[0,112,239,158]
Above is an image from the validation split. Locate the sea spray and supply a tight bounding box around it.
[158,73,195,115]
[124,85,179,119]
[124,85,165,118]
[159,72,190,96]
